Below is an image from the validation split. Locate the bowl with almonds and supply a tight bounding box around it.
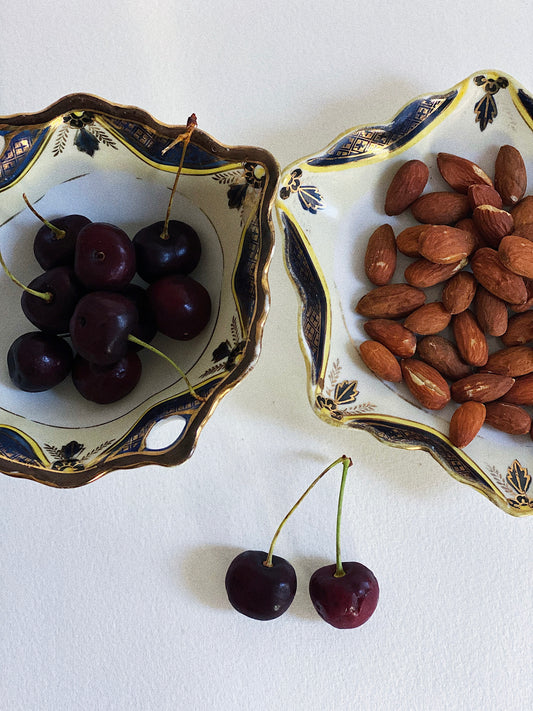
[277,70,533,516]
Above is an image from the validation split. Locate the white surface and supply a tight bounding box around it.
[1,2,532,710]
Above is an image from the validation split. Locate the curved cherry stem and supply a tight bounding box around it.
[334,456,352,578]
[0,248,52,302]
[161,113,197,240]
[22,194,65,239]
[264,455,353,568]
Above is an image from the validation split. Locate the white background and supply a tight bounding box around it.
[1,2,532,710]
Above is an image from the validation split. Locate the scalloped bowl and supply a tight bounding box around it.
[277,70,533,517]
[0,94,278,487]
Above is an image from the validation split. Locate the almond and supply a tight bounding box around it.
[437,152,492,194]
[385,160,429,216]
[418,225,476,264]
[454,217,487,251]
[500,373,533,405]
[403,302,451,335]
[442,271,477,314]
[467,183,503,210]
[511,195,533,228]
[470,247,528,304]
[473,286,508,337]
[501,311,533,346]
[404,257,467,288]
[509,278,533,312]
[450,373,515,403]
[410,192,471,225]
[513,222,533,241]
[452,310,488,367]
[494,145,527,206]
[498,234,533,279]
[363,319,417,358]
[364,224,397,285]
[483,345,533,377]
[400,358,451,410]
[355,283,426,319]
[359,340,402,382]
[472,204,514,247]
[416,335,473,381]
[484,401,531,435]
[396,224,426,257]
[449,401,486,448]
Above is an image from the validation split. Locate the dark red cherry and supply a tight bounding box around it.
[7,331,73,392]
[147,274,211,340]
[34,214,91,269]
[69,291,138,365]
[121,284,157,348]
[72,350,142,404]
[74,222,136,290]
[21,266,83,333]
[225,550,297,621]
[132,220,201,282]
[308,562,379,629]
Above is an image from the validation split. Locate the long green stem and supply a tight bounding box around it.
[264,455,352,568]
[0,248,52,302]
[334,457,352,577]
[23,194,65,239]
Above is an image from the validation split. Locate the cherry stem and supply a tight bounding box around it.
[22,194,65,239]
[334,456,352,578]
[127,333,205,403]
[161,113,197,240]
[264,455,352,568]
[0,248,52,302]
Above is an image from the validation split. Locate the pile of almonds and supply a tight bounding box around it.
[356,145,533,448]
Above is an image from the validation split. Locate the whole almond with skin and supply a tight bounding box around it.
[418,225,475,264]
[356,283,426,319]
[509,278,533,312]
[359,340,402,382]
[442,271,477,314]
[400,358,451,410]
[385,160,429,216]
[363,319,417,358]
[404,301,451,335]
[416,335,473,381]
[484,401,531,435]
[498,234,533,279]
[436,152,493,194]
[468,183,503,210]
[472,204,514,246]
[405,257,467,288]
[411,192,471,225]
[474,286,508,337]
[494,145,527,206]
[450,373,515,403]
[501,311,533,346]
[449,401,486,448]
[364,224,397,285]
[501,373,533,405]
[452,310,488,367]
[483,345,533,377]
[396,224,426,257]
[511,195,533,228]
[470,247,528,304]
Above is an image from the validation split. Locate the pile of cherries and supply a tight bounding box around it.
[6,202,211,404]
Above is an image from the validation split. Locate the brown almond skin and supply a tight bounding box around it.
[436,153,492,194]
[501,311,533,346]
[452,310,488,367]
[483,345,533,377]
[449,402,486,448]
[359,340,402,382]
[470,247,528,305]
[454,217,487,251]
[509,278,533,312]
[385,160,429,216]
[450,373,515,403]
[473,286,508,337]
[468,184,503,210]
[513,223,533,241]
[416,335,473,381]
[498,234,533,279]
[363,319,417,358]
[418,225,475,264]
[484,402,531,435]
[494,145,527,207]
[511,195,533,228]
[442,271,477,314]
[400,358,451,410]
[410,192,471,225]
[404,257,466,288]
[364,224,397,285]
[501,373,533,405]
[404,302,451,335]
[396,225,426,257]
[356,284,426,319]
[472,204,514,247]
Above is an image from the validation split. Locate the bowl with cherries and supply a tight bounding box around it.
[0,96,278,487]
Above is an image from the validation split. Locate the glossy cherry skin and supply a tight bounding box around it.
[21,266,84,333]
[72,350,142,404]
[225,550,297,621]
[121,283,157,348]
[308,562,379,629]
[7,331,73,392]
[33,214,91,270]
[69,291,138,366]
[74,222,136,291]
[133,220,201,282]
[148,274,211,340]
